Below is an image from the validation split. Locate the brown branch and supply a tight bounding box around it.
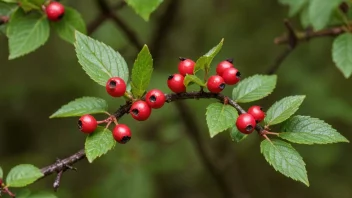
[0,16,9,25]
[267,20,297,74]
[38,91,265,186]
[274,25,346,45]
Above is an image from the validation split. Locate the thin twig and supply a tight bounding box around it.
[39,91,264,182]
[274,25,346,45]
[267,20,297,74]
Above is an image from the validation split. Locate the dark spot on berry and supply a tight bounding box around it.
[236,71,241,77]
[219,83,225,90]
[78,120,82,130]
[179,57,186,61]
[109,80,116,89]
[226,58,234,63]
[121,136,131,143]
[149,95,157,102]
[260,107,263,111]
[168,75,174,80]
[58,13,65,20]
[131,109,139,116]
[245,125,253,132]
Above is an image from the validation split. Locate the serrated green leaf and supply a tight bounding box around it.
[7,8,49,59]
[265,95,305,126]
[308,0,343,30]
[232,75,277,103]
[230,126,247,142]
[0,2,17,35]
[74,31,129,86]
[206,103,238,138]
[332,33,352,78]
[52,7,86,44]
[50,97,108,118]
[6,164,43,187]
[28,192,57,198]
[0,166,3,178]
[85,127,115,163]
[279,0,307,16]
[125,0,163,21]
[279,115,349,144]
[131,45,153,98]
[261,139,309,186]
[184,74,206,87]
[194,39,224,73]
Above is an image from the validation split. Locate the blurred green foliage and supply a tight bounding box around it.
[0,0,352,197]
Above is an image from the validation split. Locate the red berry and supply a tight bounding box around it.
[216,59,234,76]
[248,106,265,123]
[178,57,195,76]
[207,75,225,93]
[145,89,166,109]
[236,113,256,134]
[167,74,186,93]
[45,2,65,21]
[113,124,131,144]
[106,77,126,97]
[130,101,151,121]
[222,67,241,85]
[0,178,3,186]
[78,114,97,134]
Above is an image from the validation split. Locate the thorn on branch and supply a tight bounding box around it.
[52,158,77,191]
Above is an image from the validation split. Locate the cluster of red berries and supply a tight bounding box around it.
[77,77,166,144]
[236,106,265,134]
[167,58,241,93]
[45,1,65,21]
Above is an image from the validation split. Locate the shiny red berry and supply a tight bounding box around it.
[130,101,151,121]
[216,59,234,76]
[78,114,97,134]
[248,106,265,123]
[113,124,131,144]
[167,74,186,93]
[45,2,65,21]
[222,67,241,85]
[178,57,195,76]
[207,75,225,93]
[145,89,166,109]
[106,77,126,97]
[236,113,256,134]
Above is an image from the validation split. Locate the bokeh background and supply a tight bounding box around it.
[1,0,352,197]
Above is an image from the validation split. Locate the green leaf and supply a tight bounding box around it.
[74,31,129,86]
[279,115,349,144]
[19,0,43,11]
[85,127,115,163]
[332,33,352,78]
[261,139,309,186]
[264,95,305,126]
[50,97,108,118]
[6,164,43,187]
[131,45,153,98]
[0,166,3,178]
[52,7,86,44]
[308,0,343,30]
[232,75,277,103]
[206,103,238,138]
[0,2,17,15]
[230,126,247,142]
[183,75,206,87]
[125,0,163,21]
[1,0,18,3]
[194,39,224,73]
[279,0,307,16]
[7,8,49,59]
[300,5,311,28]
